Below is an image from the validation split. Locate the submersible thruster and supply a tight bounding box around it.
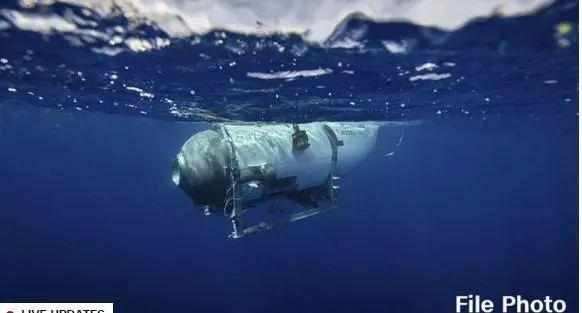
[172,122,379,238]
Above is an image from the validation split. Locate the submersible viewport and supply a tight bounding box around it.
[172,122,379,238]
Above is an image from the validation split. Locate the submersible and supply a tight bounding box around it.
[172,122,379,238]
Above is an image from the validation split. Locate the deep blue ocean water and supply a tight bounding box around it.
[0,0,578,312]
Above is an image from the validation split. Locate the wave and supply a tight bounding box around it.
[0,0,577,123]
[0,0,576,57]
[0,1,172,54]
[4,0,557,42]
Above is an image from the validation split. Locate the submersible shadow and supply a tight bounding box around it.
[172,122,379,238]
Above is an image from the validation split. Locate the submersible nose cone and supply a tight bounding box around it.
[171,129,230,206]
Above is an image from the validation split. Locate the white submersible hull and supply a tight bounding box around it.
[172,122,379,238]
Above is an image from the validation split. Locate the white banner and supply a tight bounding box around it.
[0,303,113,313]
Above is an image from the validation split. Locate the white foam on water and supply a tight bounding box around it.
[247,68,333,80]
[126,85,154,98]
[415,62,438,72]
[409,73,451,81]
[382,40,410,54]
[1,9,77,33]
